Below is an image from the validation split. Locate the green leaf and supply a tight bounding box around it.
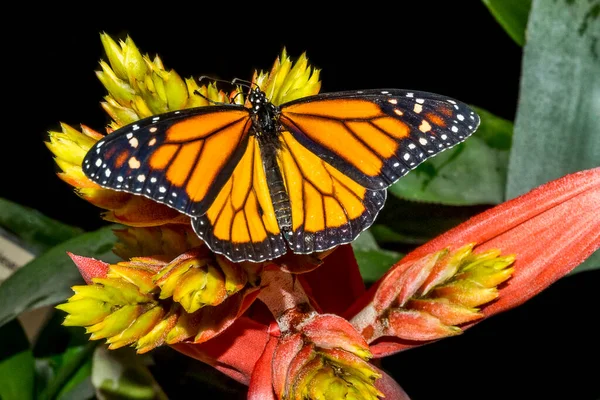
[0,225,120,329]
[0,198,83,255]
[389,107,513,205]
[482,0,532,46]
[369,224,427,246]
[376,195,490,247]
[52,352,94,400]
[506,0,600,273]
[507,0,600,198]
[56,377,94,400]
[92,346,168,400]
[34,311,96,400]
[352,231,403,283]
[0,320,35,400]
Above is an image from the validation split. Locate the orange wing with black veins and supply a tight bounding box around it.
[192,136,286,262]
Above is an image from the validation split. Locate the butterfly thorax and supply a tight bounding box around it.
[248,88,281,140]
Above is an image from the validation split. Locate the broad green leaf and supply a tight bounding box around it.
[92,346,168,400]
[0,198,83,254]
[482,0,532,46]
[353,231,403,283]
[56,377,94,400]
[0,320,35,400]
[389,107,513,205]
[369,224,427,246]
[38,346,94,400]
[34,311,96,400]
[52,353,94,400]
[507,0,600,197]
[506,0,600,273]
[0,226,120,328]
[375,195,489,246]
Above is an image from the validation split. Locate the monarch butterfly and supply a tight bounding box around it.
[83,84,480,263]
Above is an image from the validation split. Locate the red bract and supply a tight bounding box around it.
[349,167,599,357]
[69,168,599,398]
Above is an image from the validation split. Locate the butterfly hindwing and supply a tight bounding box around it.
[278,131,387,254]
[279,89,480,191]
[82,106,252,217]
[191,136,286,262]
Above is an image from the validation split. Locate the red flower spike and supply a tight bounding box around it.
[408,168,598,309]
[67,252,109,283]
[347,167,600,357]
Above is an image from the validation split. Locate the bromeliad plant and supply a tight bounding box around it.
[46,34,600,399]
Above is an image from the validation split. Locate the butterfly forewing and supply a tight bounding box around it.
[82,106,252,217]
[280,89,480,191]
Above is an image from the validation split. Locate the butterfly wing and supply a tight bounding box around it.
[277,130,387,253]
[278,89,480,252]
[82,106,252,217]
[191,136,286,262]
[279,89,480,190]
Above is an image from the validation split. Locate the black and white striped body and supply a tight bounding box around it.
[248,89,294,242]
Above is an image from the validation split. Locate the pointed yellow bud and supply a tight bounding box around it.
[87,304,146,340]
[163,70,188,110]
[101,98,140,126]
[122,36,147,82]
[255,48,321,106]
[154,250,246,313]
[106,305,165,349]
[56,298,112,326]
[100,33,128,80]
[96,61,136,105]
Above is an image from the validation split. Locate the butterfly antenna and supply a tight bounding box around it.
[192,89,224,105]
[197,75,232,87]
[231,77,260,90]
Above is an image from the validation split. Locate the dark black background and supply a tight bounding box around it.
[2,2,598,399]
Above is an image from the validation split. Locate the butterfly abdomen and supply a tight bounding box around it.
[259,135,293,240]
